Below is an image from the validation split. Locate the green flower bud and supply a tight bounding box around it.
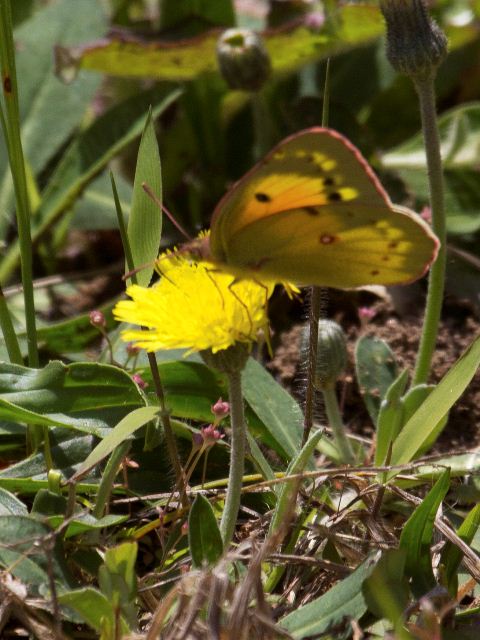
[380,0,448,81]
[216,28,271,92]
[310,320,348,391]
[201,343,249,375]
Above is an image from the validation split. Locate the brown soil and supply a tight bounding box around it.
[269,289,480,452]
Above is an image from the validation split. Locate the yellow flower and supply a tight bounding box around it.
[113,255,273,354]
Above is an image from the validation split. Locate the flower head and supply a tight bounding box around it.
[113,255,272,355]
[380,0,447,81]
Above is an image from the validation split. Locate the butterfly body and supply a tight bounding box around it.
[203,127,438,289]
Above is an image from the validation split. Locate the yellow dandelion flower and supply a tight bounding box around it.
[113,255,273,354]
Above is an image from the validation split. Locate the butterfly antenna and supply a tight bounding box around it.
[142,182,193,241]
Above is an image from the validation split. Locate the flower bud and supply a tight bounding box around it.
[311,320,348,390]
[132,373,148,390]
[211,397,230,421]
[216,28,271,92]
[380,0,448,81]
[89,309,106,328]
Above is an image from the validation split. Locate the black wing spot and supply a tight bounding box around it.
[388,241,399,249]
[328,191,342,202]
[370,269,380,276]
[382,255,390,262]
[324,177,335,187]
[304,207,319,216]
[255,192,271,203]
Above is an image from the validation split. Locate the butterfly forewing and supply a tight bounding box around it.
[210,128,389,258]
[209,128,438,288]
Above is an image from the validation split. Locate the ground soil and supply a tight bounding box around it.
[269,287,480,452]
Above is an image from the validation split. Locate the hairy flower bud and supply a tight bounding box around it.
[311,320,348,391]
[380,0,448,81]
[216,28,271,91]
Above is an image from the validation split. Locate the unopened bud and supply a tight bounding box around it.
[216,28,271,92]
[312,320,348,390]
[380,0,448,81]
[89,309,106,328]
[211,397,230,421]
[132,373,148,390]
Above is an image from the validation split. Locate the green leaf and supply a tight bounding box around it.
[59,587,122,634]
[35,300,118,356]
[399,469,450,597]
[268,430,322,537]
[54,5,383,82]
[363,550,412,640]
[375,369,409,466]
[0,84,182,283]
[441,503,480,597]
[189,494,223,567]
[242,357,303,461]
[401,385,448,457]
[0,361,144,438]
[355,336,398,424]
[72,171,132,230]
[104,541,138,600]
[70,406,161,482]
[0,487,28,515]
[280,554,379,639]
[390,335,480,469]
[0,0,103,237]
[0,515,75,594]
[382,103,480,235]
[128,109,162,287]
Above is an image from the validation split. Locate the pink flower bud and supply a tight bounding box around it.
[89,309,106,328]
[132,373,148,389]
[211,397,230,421]
[126,342,140,356]
[201,424,224,446]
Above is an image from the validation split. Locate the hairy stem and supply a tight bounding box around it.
[220,368,246,546]
[412,76,446,386]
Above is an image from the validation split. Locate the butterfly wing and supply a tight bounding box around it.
[221,202,436,287]
[210,128,438,287]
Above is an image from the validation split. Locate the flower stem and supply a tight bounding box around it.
[412,75,446,386]
[303,60,331,446]
[322,385,355,464]
[112,172,187,507]
[220,368,246,546]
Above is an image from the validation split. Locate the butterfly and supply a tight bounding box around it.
[189,127,438,289]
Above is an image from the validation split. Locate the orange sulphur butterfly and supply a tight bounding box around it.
[193,127,438,289]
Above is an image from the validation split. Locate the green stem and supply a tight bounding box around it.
[412,76,446,386]
[251,89,274,159]
[0,284,22,364]
[322,385,354,464]
[0,1,38,367]
[112,172,187,507]
[220,368,246,546]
